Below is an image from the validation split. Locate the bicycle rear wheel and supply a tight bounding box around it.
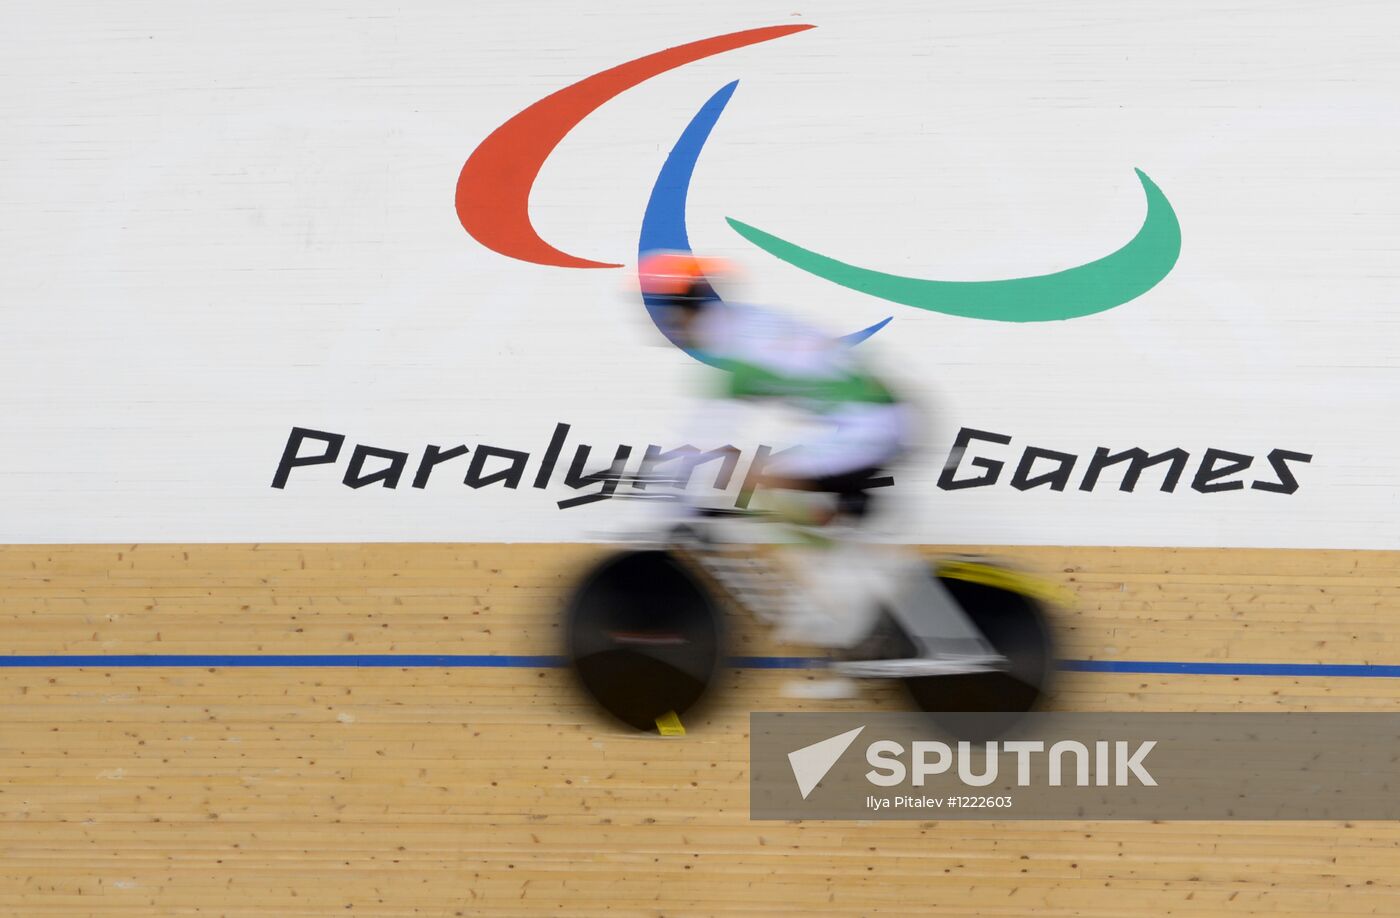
[902,572,1056,734]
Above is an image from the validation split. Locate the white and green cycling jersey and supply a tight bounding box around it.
[692,303,898,413]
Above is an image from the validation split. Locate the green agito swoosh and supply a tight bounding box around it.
[726,168,1181,322]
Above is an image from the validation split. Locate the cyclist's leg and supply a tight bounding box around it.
[760,403,999,672]
[757,402,908,529]
[757,405,910,652]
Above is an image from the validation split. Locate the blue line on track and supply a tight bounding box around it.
[729,656,829,669]
[0,654,568,669]
[1060,659,1400,678]
[1,655,1399,677]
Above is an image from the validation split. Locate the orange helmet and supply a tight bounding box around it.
[637,250,731,300]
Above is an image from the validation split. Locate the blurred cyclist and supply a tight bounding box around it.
[638,250,910,529]
[637,251,1002,691]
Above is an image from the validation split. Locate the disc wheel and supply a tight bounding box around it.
[565,550,725,731]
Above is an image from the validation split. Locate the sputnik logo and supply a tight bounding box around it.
[455,25,1182,355]
[789,726,866,800]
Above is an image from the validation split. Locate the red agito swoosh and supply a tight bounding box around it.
[455,24,815,269]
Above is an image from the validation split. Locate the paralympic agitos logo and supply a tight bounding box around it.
[454,23,1184,351]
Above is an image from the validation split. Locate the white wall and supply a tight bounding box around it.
[1,0,1396,547]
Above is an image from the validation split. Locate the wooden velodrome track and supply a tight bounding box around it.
[2,543,1398,916]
